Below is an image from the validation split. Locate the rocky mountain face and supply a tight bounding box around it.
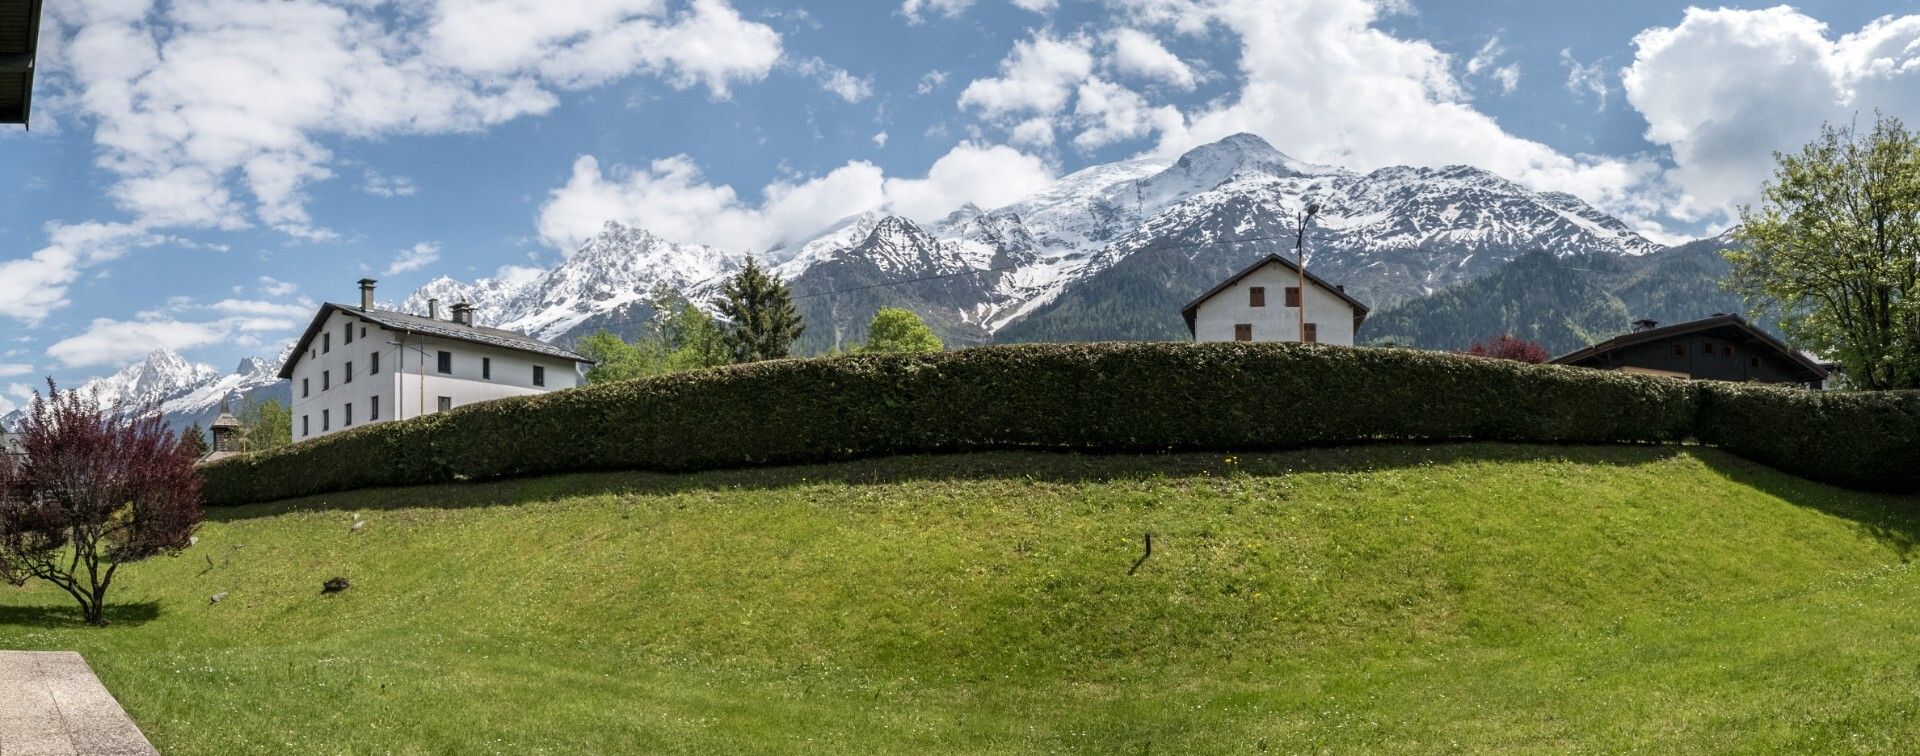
[1358,233,1759,355]
[401,132,1674,350]
[0,348,291,438]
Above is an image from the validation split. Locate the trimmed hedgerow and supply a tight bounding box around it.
[203,341,1920,505]
[201,343,1707,506]
[1695,383,1920,493]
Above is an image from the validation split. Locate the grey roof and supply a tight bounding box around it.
[1550,313,1829,380]
[278,303,589,379]
[0,0,42,126]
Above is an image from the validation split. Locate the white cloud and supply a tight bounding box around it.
[1009,117,1056,148]
[1622,8,1920,222]
[362,169,419,198]
[958,32,1095,118]
[0,364,32,378]
[0,222,159,324]
[257,276,299,297]
[206,298,316,319]
[1466,37,1519,95]
[1562,49,1610,110]
[537,141,1054,255]
[383,242,444,276]
[1072,78,1184,150]
[44,0,782,239]
[916,70,948,95]
[901,0,974,24]
[1108,28,1197,90]
[1011,0,1057,12]
[790,57,873,103]
[872,131,890,147]
[47,315,296,368]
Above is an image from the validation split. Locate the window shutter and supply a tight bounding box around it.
[1248,287,1266,307]
[1234,324,1253,341]
[1284,287,1301,307]
[1303,323,1318,343]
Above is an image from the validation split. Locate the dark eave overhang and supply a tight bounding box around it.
[0,0,44,127]
[1550,314,1829,380]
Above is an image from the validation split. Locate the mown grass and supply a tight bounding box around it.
[3,443,1919,753]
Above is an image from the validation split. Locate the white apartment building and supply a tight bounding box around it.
[1181,254,1371,345]
[280,280,589,442]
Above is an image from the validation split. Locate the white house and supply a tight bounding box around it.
[1181,254,1370,345]
[280,280,589,442]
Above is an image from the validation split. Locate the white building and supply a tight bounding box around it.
[280,280,589,442]
[1181,254,1370,345]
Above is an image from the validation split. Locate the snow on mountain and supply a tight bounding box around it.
[0,348,290,436]
[401,132,1666,348]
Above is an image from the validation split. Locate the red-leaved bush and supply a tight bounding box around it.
[0,382,202,625]
[1465,334,1550,364]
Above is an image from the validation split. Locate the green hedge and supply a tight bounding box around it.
[200,342,1907,506]
[1695,383,1920,492]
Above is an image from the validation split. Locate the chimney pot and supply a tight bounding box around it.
[451,302,474,326]
[357,278,377,311]
[427,298,439,320]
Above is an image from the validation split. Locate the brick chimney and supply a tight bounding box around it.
[357,278,376,311]
[451,302,473,326]
[427,298,439,320]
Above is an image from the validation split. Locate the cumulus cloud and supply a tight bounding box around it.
[0,222,160,324]
[44,0,782,239]
[537,142,1054,255]
[958,32,1096,118]
[1108,28,1198,90]
[901,0,974,24]
[1622,7,1920,222]
[916,70,948,95]
[47,315,296,368]
[1466,36,1519,95]
[1072,78,1184,150]
[257,276,299,297]
[383,242,444,276]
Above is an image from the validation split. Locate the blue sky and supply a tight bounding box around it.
[2,0,1918,406]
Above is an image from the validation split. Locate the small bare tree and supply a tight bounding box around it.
[0,382,202,625]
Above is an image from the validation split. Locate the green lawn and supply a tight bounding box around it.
[3,443,1918,753]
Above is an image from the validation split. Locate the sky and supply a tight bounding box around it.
[2,0,1919,410]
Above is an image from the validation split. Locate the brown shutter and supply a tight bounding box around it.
[1284,287,1301,307]
[1234,324,1253,341]
[1248,286,1265,307]
[1303,323,1318,343]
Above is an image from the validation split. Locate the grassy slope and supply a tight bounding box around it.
[3,444,1918,753]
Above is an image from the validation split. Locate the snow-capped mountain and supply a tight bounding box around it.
[0,349,291,438]
[403,132,1670,350]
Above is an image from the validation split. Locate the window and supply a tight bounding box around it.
[322,409,330,431]
[1248,286,1266,307]
[482,357,491,380]
[1723,344,1734,357]
[323,333,331,353]
[344,362,353,383]
[360,326,366,338]
[302,378,309,398]
[533,365,546,386]
[370,395,380,421]
[322,370,330,390]
[1233,324,1253,341]
[1284,287,1301,307]
[370,352,380,374]
[437,396,452,412]
[1303,323,1319,343]
[345,403,353,426]
[1672,343,1686,357]
[344,323,354,345]
[437,351,452,374]
[302,415,310,437]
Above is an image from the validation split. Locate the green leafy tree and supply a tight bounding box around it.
[1728,115,1920,389]
[718,258,805,362]
[579,286,733,384]
[237,399,293,452]
[861,308,943,354]
[180,422,211,458]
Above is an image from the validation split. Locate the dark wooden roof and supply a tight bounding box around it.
[0,0,42,126]
[1179,253,1371,335]
[1550,314,1829,380]
[278,303,591,379]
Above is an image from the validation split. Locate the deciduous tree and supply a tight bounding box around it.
[237,399,292,452]
[862,308,943,354]
[1464,334,1549,364]
[0,383,202,625]
[1728,115,1920,389]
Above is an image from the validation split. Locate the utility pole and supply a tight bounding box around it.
[1294,201,1321,343]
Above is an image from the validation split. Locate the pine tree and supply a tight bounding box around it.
[181,422,211,458]
[718,258,806,362]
